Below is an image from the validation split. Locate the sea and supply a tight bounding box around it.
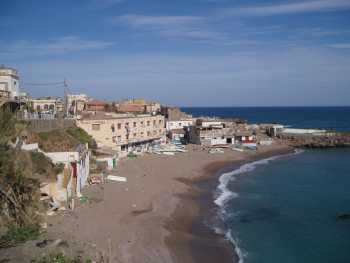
[181,107,350,263]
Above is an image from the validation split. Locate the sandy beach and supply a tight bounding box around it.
[0,143,294,263]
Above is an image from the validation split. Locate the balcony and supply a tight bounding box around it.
[0,90,11,99]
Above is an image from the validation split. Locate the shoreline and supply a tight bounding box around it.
[165,145,295,263]
[0,144,295,263]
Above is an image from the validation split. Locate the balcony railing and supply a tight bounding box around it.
[0,90,11,99]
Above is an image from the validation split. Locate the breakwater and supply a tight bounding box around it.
[278,132,350,148]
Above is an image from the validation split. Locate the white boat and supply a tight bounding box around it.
[162,152,175,156]
[209,148,224,154]
[232,147,244,152]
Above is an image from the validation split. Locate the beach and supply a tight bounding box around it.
[47,143,294,262]
[1,143,293,263]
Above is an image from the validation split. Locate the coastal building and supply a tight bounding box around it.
[30,97,64,114]
[168,128,186,141]
[66,93,89,116]
[85,100,108,112]
[187,119,236,146]
[0,65,20,99]
[76,113,166,157]
[166,119,194,131]
[234,131,256,144]
[116,99,161,114]
[161,106,191,121]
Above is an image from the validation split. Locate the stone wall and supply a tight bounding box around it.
[27,119,75,133]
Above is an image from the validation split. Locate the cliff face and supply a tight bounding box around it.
[278,133,350,148]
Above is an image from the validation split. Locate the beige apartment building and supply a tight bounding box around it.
[76,113,166,156]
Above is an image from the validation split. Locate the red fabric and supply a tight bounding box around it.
[71,162,77,178]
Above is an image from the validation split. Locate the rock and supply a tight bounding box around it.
[337,214,350,220]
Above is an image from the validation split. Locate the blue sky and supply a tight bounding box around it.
[1,0,350,106]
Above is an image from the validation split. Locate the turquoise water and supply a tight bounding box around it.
[182,107,350,262]
[217,149,350,263]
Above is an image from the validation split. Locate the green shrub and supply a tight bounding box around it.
[66,127,96,148]
[31,253,92,263]
[0,224,40,248]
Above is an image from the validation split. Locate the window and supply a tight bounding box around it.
[141,121,144,126]
[117,136,121,142]
[141,132,144,137]
[111,124,115,133]
[44,104,49,110]
[92,124,100,131]
[112,136,116,143]
[126,134,129,140]
[153,131,157,135]
[159,120,162,124]
[117,123,121,129]
[147,131,151,136]
[153,120,156,126]
[133,133,137,137]
[147,121,150,126]
[179,123,182,127]
[36,105,41,111]
[49,104,55,111]
[159,129,162,133]
[133,122,137,128]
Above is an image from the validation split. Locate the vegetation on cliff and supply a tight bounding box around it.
[0,110,43,247]
[28,127,95,152]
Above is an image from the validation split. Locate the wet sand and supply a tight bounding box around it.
[0,143,293,263]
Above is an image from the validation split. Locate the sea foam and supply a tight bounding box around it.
[213,149,303,262]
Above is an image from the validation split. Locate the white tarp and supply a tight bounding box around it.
[45,152,79,164]
[21,143,39,151]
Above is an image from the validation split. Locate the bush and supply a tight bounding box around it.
[66,127,96,148]
[0,224,40,248]
[31,253,92,263]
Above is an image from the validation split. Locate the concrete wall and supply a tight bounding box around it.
[27,119,75,132]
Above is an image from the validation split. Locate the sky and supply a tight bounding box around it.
[1,0,350,106]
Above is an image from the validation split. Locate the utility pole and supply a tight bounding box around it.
[63,78,69,117]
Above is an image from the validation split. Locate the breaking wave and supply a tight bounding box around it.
[213,149,303,262]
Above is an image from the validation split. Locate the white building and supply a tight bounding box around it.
[0,65,20,99]
[66,94,90,116]
[166,119,194,131]
[30,97,64,113]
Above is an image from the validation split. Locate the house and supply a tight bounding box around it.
[117,103,145,113]
[166,119,194,131]
[187,119,236,146]
[116,99,161,114]
[30,97,64,114]
[264,124,285,137]
[76,112,166,157]
[169,128,186,141]
[161,106,191,121]
[86,100,107,112]
[66,93,89,116]
[234,131,256,144]
[0,65,20,99]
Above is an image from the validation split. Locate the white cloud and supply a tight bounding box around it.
[115,14,227,41]
[117,15,204,27]
[0,36,114,57]
[225,0,350,16]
